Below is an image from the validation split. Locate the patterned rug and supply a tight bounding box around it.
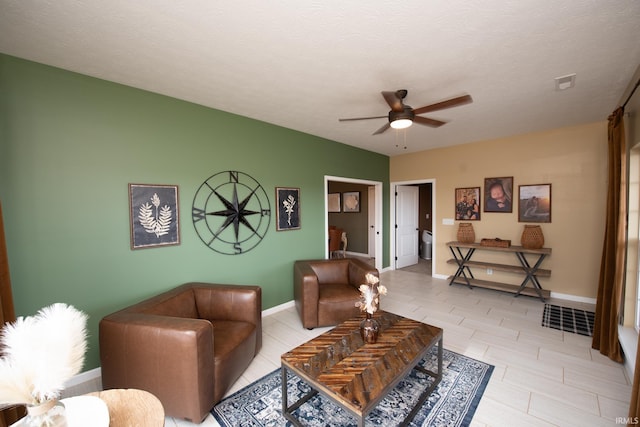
[212,347,494,427]
[541,304,595,337]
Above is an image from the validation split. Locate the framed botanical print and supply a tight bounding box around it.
[518,184,551,223]
[276,187,301,231]
[129,184,180,249]
[455,187,481,220]
[484,177,513,213]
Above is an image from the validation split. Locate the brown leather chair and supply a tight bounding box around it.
[294,258,379,329]
[99,282,262,423]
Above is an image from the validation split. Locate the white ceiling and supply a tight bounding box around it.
[1,1,639,156]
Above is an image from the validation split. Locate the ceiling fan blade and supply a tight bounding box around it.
[338,115,387,122]
[414,116,447,128]
[372,122,391,135]
[412,94,473,115]
[381,91,405,112]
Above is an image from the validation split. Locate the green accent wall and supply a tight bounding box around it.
[0,54,390,370]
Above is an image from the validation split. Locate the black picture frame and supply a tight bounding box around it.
[276,187,301,231]
[483,177,513,213]
[129,183,180,249]
[342,191,360,213]
[518,184,552,223]
[455,187,481,220]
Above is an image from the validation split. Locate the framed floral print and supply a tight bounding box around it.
[342,191,360,213]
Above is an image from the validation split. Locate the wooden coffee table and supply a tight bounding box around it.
[281,311,443,427]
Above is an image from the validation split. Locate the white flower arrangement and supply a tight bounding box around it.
[355,273,387,315]
[0,303,88,406]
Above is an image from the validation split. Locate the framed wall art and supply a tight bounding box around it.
[328,193,341,213]
[129,183,180,249]
[455,187,481,220]
[484,176,513,213]
[342,191,360,213]
[276,187,301,231]
[518,183,552,223]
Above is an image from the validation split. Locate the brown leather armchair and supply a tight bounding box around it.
[294,258,379,329]
[99,282,262,423]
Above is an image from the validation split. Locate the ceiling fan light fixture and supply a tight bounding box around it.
[390,118,413,129]
[389,107,415,129]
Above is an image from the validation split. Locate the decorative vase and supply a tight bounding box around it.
[25,399,68,427]
[457,222,475,243]
[360,313,380,344]
[521,225,544,249]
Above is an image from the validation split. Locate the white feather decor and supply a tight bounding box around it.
[0,303,88,406]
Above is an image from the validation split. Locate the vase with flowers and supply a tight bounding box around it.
[355,273,387,344]
[0,303,88,427]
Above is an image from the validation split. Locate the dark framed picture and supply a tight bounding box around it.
[519,184,552,223]
[455,187,481,220]
[276,187,301,231]
[342,191,360,213]
[129,184,180,249]
[328,193,341,213]
[484,177,513,213]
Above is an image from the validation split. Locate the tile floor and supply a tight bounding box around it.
[164,268,631,427]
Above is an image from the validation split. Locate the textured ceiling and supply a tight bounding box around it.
[1,1,639,156]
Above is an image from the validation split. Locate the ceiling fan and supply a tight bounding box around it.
[338,90,473,135]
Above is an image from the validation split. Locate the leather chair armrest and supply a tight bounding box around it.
[348,258,380,288]
[99,313,214,423]
[188,283,262,352]
[294,261,320,329]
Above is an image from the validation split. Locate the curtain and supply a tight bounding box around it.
[0,201,23,427]
[592,107,626,363]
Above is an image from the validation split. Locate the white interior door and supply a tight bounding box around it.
[368,186,375,257]
[396,185,419,269]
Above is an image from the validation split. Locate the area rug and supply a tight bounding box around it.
[541,304,595,337]
[212,347,494,427]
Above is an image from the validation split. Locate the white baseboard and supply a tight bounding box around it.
[549,292,596,305]
[262,300,295,317]
[65,367,101,388]
[344,251,369,258]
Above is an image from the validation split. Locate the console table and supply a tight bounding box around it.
[446,241,551,301]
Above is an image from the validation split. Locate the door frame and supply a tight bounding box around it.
[390,178,436,275]
[325,176,383,272]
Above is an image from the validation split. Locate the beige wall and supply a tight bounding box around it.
[390,121,608,299]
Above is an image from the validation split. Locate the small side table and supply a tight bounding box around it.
[88,389,164,427]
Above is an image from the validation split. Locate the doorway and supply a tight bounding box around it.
[325,176,383,272]
[390,179,435,275]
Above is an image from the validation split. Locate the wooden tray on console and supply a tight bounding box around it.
[480,238,511,248]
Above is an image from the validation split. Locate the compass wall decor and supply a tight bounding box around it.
[192,170,271,255]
